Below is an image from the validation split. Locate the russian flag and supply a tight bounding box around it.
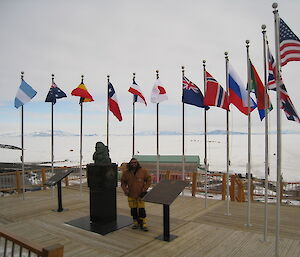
[228,63,256,115]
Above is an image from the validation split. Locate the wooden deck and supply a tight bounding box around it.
[0,185,299,257]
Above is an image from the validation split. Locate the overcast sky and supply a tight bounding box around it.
[0,0,300,137]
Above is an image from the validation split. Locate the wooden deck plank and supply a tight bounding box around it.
[0,186,299,257]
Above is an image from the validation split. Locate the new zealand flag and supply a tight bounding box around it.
[182,76,209,109]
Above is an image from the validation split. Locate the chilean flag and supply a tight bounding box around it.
[108,82,122,121]
[228,63,256,115]
[128,81,147,105]
[150,79,168,103]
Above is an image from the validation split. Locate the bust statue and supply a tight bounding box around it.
[93,142,111,165]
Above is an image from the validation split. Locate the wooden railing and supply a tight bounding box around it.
[0,167,84,193]
[0,228,63,257]
[147,170,300,203]
[1,166,299,203]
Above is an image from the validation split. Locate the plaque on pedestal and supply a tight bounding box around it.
[143,180,188,242]
[45,169,74,212]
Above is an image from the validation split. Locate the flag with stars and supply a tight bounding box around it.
[182,76,208,109]
[280,18,300,66]
[45,82,67,104]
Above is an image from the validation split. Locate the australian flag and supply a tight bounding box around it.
[45,82,67,104]
[182,76,209,109]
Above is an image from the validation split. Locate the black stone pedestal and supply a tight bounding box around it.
[66,163,132,235]
[66,215,132,235]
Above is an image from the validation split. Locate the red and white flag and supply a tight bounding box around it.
[108,82,122,121]
[150,79,168,103]
[128,81,147,106]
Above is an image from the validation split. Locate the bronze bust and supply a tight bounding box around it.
[93,142,111,165]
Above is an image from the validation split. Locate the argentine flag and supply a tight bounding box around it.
[14,80,37,108]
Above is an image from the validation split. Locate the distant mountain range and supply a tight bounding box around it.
[1,129,299,137]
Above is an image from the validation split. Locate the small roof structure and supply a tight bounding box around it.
[133,155,201,173]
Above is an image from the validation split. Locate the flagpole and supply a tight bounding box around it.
[21,72,25,200]
[202,60,208,208]
[79,75,84,197]
[225,52,231,216]
[272,3,281,256]
[181,66,185,182]
[246,40,252,227]
[51,74,54,178]
[107,75,110,148]
[156,70,160,183]
[132,73,136,157]
[262,24,269,242]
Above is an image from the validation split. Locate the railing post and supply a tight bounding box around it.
[15,171,21,194]
[41,169,47,190]
[230,175,235,201]
[221,173,226,200]
[251,179,254,201]
[166,170,171,180]
[191,172,197,197]
[280,180,284,204]
[42,244,64,257]
[64,176,69,187]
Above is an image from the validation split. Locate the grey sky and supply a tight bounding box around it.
[0,0,299,136]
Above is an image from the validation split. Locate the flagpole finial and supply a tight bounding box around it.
[21,71,24,80]
[246,40,250,48]
[107,75,110,82]
[156,70,159,79]
[133,72,136,82]
[202,60,206,67]
[272,2,278,10]
[224,52,229,61]
[181,66,185,77]
[81,75,84,84]
[261,24,266,31]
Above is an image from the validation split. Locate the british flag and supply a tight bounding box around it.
[267,48,300,123]
[267,46,277,91]
[182,76,208,109]
[279,82,300,123]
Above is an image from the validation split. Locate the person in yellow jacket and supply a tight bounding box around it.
[121,158,151,231]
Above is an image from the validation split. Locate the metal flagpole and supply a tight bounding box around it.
[202,60,208,208]
[79,75,84,197]
[246,40,252,227]
[262,24,269,242]
[181,66,185,181]
[225,52,231,216]
[21,72,25,200]
[156,70,160,183]
[51,74,55,177]
[272,3,281,256]
[107,75,110,148]
[132,73,136,157]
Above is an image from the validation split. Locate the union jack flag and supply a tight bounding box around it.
[267,46,277,91]
[183,77,200,93]
[182,76,208,109]
[267,48,300,123]
[279,82,300,123]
